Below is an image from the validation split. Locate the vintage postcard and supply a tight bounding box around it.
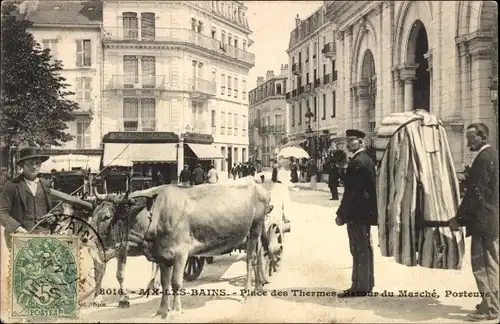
[1,0,498,323]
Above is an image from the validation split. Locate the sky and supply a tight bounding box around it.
[245,1,323,90]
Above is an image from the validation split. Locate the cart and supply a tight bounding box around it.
[182,179,291,282]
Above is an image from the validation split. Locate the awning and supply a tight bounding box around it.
[279,138,307,150]
[186,143,223,160]
[102,143,177,167]
[40,155,101,173]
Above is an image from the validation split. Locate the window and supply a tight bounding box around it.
[141,56,156,87]
[305,46,309,62]
[42,39,58,60]
[313,96,317,121]
[298,101,302,125]
[122,98,156,131]
[234,77,238,98]
[242,78,247,99]
[331,91,336,118]
[221,31,226,44]
[234,37,239,48]
[276,83,282,94]
[313,41,317,58]
[211,110,216,127]
[76,120,91,149]
[323,64,326,77]
[76,40,91,67]
[243,40,247,51]
[141,13,155,40]
[211,27,216,38]
[242,114,247,135]
[234,114,238,135]
[191,18,197,31]
[228,35,233,46]
[227,112,232,135]
[123,56,138,85]
[123,12,138,40]
[221,73,226,95]
[306,73,309,84]
[228,76,232,95]
[322,93,326,120]
[197,21,203,33]
[75,77,92,107]
[291,103,295,126]
[221,111,226,134]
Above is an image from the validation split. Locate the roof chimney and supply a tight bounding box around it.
[257,76,264,87]
[280,64,288,76]
[295,14,301,28]
[266,70,275,81]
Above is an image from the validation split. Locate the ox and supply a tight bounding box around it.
[87,176,275,318]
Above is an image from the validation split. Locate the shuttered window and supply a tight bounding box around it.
[141,56,156,87]
[123,12,138,40]
[76,120,91,149]
[76,40,91,67]
[141,12,155,40]
[123,56,138,85]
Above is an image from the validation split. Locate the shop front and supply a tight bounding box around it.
[101,132,179,185]
[181,132,223,173]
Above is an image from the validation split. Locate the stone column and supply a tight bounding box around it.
[391,66,402,113]
[399,63,418,112]
[177,136,184,180]
[345,27,353,130]
[424,50,433,112]
[356,81,370,134]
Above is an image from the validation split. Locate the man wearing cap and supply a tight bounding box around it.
[335,129,378,297]
[179,165,191,186]
[0,147,57,248]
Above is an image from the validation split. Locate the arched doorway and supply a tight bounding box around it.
[407,20,430,111]
[359,49,376,144]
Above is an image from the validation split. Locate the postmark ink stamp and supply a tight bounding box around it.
[9,234,80,320]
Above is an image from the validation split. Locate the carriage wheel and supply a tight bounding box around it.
[258,223,284,284]
[183,256,205,282]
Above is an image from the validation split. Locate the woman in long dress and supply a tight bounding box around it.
[290,159,299,183]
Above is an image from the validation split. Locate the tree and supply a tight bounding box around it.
[1,2,78,149]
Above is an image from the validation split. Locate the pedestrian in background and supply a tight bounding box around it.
[290,158,299,183]
[230,163,238,180]
[450,123,499,321]
[179,165,191,186]
[335,129,378,297]
[308,158,318,188]
[271,159,279,183]
[207,164,219,184]
[327,159,340,200]
[299,159,307,182]
[193,164,205,185]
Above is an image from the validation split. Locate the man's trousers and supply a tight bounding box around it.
[346,223,374,292]
[471,234,499,315]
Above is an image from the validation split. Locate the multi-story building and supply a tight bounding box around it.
[29,0,255,179]
[285,6,340,164]
[248,66,288,166]
[320,0,497,171]
[27,1,104,170]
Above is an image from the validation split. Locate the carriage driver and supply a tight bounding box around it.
[0,147,59,249]
[335,129,378,297]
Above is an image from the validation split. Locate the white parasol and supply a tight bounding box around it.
[277,147,310,159]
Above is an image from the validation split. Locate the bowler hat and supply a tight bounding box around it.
[16,147,50,165]
[345,129,366,139]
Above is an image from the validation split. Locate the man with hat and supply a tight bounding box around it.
[335,129,378,297]
[0,147,58,248]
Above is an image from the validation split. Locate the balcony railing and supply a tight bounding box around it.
[292,63,302,75]
[118,118,157,132]
[74,99,94,116]
[314,78,321,88]
[108,75,166,90]
[322,42,336,58]
[323,73,331,85]
[188,78,216,96]
[102,27,255,66]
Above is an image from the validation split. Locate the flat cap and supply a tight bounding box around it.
[345,129,366,139]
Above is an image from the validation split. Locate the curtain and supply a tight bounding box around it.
[140,98,155,131]
[123,12,138,40]
[141,56,156,87]
[123,98,138,131]
[123,56,138,85]
[141,13,155,40]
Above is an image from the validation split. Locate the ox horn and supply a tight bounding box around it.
[93,187,107,201]
[50,189,94,211]
[129,186,161,199]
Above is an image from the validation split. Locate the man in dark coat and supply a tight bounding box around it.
[327,159,340,200]
[193,164,206,185]
[0,147,57,249]
[335,129,378,297]
[179,165,191,186]
[450,123,499,321]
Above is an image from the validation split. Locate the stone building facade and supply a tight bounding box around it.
[323,0,497,171]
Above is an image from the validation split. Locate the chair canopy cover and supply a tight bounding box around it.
[375,110,465,270]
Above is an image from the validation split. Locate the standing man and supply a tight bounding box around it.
[450,123,499,321]
[327,159,340,200]
[193,164,206,185]
[335,130,378,297]
[179,165,191,186]
[308,158,318,188]
[0,147,57,248]
[207,164,219,184]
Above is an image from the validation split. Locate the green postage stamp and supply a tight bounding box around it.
[9,234,80,320]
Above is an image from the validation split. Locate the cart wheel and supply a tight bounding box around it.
[258,223,284,284]
[183,256,205,282]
